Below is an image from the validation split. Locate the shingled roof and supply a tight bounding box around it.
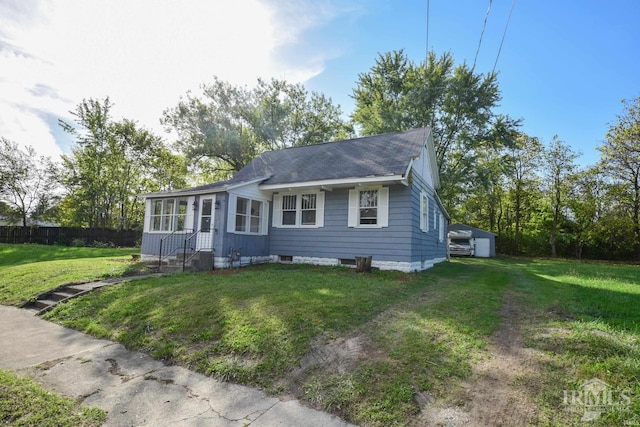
[140,127,434,198]
[230,127,431,186]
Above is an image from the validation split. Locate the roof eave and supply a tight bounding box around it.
[259,174,407,191]
[138,185,229,199]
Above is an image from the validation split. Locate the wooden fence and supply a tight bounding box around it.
[0,226,141,247]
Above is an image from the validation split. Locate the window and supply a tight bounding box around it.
[273,192,324,227]
[150,198,188,232]
[420,192,429,232]
[235,197,263,233]
[301,194,317,225]
[348,187,389,228]
[439,213,445,242]
[433,205,437,230]
[282,195,297,225]
[359,190,378,225]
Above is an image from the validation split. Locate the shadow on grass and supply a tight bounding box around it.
[0,243,138,268]
[44,259,640,426]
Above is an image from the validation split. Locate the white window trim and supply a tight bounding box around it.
[146,197,192,233]
[433,204,437,230]
[227,194,269,236]
[272,191,325,228]
[348,186,389,228]
[420,191,429,232]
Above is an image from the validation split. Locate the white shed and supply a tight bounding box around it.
[447,224,496,258]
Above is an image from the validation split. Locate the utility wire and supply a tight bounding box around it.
[425,0,430,62]
[472,0,492,71]
[492,0,516,73]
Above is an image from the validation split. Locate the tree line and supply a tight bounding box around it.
[0,49,638,260]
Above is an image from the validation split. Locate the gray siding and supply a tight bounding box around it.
[141,178,448,267]
[141,192,270,259]
[270,185,415,262]
[218,193,270,258]
[409,173,447,263]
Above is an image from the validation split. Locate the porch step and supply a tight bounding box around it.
[158,250,214,273]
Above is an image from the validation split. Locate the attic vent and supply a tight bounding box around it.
[279,255,293,263]
[339,258,356,266]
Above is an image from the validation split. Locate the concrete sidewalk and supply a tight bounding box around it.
[0,305,354,426]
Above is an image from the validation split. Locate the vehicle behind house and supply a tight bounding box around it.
[448,230,473,256]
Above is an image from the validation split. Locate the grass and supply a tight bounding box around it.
[2,244,638,426]
[43,261,510,425]
[500,258,640,426]
[0,368,105,426]
[0,243,144,305]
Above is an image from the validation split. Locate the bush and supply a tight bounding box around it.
[91,240,115,248]
[71,238,86,247]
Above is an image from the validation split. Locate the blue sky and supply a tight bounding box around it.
[1,0,639,166]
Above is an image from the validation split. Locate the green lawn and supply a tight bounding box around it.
[0,368,105,426]
[0,244,144,305]
[1,245,638,426]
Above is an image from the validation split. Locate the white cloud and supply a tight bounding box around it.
[0,0,348,161]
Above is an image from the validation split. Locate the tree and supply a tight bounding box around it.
[567,167,606,259]
[351,50,519,212]
[59,98,186,229]
[598,97,640,259]
[502,133,543,255]
[0,138,58,226]
[163,77,353,177]
[542,136,580,257]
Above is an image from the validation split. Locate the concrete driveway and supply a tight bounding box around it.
[0,305,354,426]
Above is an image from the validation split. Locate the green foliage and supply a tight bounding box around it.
[0,137,58,226]
[599,97,640,259]
[58,97,187,230]
[162,77,353,176]
[351,49,519,211]
[0,368,105,426]
[542,136,580,257]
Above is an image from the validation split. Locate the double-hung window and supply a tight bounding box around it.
[273,192,324,228]
[420,192,429,232]
[359,190,378,225]
[235,197,263,233]
[149,198,188,232]
[348,187,389,228]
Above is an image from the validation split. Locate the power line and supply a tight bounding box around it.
[493,0,516,73]
[425,0,430,61]
[472,0,492,71]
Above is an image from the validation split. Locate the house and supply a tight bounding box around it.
[139,127,449,272]
[447,223,496,258]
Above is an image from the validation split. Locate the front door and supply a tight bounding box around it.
[196,196,215,251]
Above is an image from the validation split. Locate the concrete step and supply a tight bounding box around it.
[50,291,76,301]
[159,265,184,273]
[34,299,58,309]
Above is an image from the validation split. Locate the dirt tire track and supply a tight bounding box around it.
[417,291,541,426]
